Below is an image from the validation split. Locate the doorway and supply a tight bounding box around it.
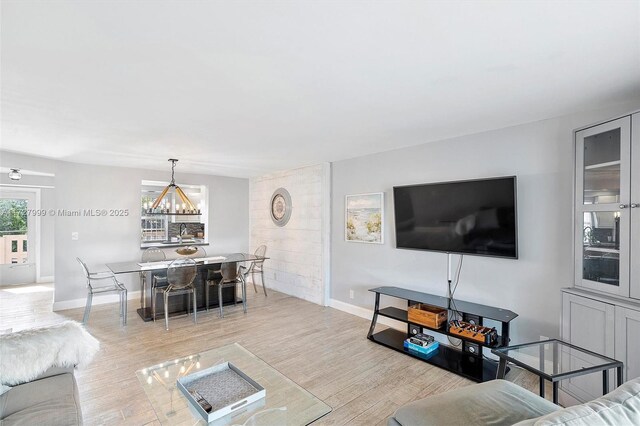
[0,188,39,285]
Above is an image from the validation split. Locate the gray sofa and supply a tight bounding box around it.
[388,377,640,426]
[0,366,82,425]
[0,321,99,426]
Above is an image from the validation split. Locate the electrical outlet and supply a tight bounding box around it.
[71,232,79,240]
[349,290,355,299]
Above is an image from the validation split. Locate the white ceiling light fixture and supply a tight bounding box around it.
[8,169,22,181]
[0,167,55,177]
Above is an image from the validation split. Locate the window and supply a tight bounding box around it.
[140,181,208,246]
[0,198,27,266]
[23,240,27,252]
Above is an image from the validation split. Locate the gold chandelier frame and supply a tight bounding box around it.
[151,159,197,211]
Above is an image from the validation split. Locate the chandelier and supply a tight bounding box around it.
[150,159,198,214]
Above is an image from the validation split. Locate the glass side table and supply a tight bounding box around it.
[491,339,623,404]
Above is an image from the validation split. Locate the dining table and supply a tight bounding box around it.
[106,253,267,321]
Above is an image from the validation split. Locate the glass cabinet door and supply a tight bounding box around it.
[581,211,621,286]
[575,117,631,296]
[631,113,640,300]
[582,127,621,205]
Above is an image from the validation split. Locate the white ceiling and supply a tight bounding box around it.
[1,0,639,178]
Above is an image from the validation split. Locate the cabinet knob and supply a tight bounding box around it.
[631,203,639,208]
[619,204,629,209]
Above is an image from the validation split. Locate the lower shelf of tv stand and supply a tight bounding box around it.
[377,306,508,348]
[369,328,500,382]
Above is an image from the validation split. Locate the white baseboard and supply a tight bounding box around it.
[53,290,141,312]
[37,276,54,283]
[329,298,405,331]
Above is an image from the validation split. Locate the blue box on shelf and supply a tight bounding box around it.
[404,339,440,356]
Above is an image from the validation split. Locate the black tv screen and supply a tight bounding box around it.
[393,176,518,258]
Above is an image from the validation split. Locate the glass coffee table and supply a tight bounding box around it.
[492,339,623,404]
[136,343,331,425]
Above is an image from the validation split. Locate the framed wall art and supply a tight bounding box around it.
[345,192,384,244]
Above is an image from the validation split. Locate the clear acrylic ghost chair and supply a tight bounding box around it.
[248,245,267,296]
[206,257,247,318]
[77,257,127,326]
[153,258,198,330]
[141,247,167,307]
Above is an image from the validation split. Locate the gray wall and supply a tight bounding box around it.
[0,151,249,304]
[53,161,249,304]
[330,102,640,343]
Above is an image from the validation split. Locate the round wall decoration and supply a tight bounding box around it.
[270,187,292,227]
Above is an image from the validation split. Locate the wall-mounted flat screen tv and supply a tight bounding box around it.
[393,176,518,259]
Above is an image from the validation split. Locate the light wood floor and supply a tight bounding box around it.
[0,283,547,425]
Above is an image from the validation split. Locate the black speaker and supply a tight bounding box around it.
[409,323,421,335]
[463,313,481,326]
[463,341,480,356]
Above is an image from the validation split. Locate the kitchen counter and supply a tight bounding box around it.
[140,240,209,249]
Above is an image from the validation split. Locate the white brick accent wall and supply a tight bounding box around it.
[250,164,330,305]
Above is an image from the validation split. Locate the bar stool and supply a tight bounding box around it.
[77,257,127,326]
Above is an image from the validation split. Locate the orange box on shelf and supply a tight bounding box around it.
[449,321,498,345]
[407,304,448,329]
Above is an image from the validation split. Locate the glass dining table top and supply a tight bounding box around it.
[491,339,622,380]
[135,343,331,425]
[107,253,266,274]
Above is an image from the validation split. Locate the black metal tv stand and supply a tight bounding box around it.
[367,286,518,382]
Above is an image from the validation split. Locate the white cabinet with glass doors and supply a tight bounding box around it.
[574,114,639,299]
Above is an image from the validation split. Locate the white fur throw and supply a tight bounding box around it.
[0,321,100,388]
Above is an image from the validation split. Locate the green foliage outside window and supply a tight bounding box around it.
[141,195,154,208]
[0,199,27,236]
